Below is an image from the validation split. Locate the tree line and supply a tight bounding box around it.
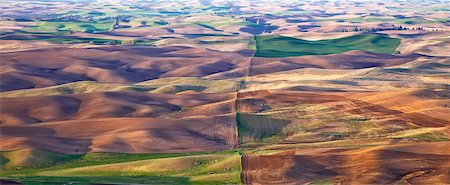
[332,25,444,32]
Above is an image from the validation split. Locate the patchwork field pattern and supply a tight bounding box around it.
[0,0,449,184]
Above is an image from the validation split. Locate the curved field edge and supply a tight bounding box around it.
[254,33,401,57]
[0,149,242,185]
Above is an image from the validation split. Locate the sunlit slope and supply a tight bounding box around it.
[0,150,241,185]
[0,77,241,97]
[234,89,450,147]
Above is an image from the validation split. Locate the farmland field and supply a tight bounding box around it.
[0,0,449,184]
[23,20,116,32]
[0,150,241,185]
[254,34,401,57]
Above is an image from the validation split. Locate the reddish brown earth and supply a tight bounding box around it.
[0,40,447,185]
[0,1,449,184]
[2,89,448,155]
[241,142,450,185]
[0,91,235,125]
[0,116,237,154]
[0,46,252,92]
[236,89,450,128]
[0,47,422,92]
[0,91,238,154]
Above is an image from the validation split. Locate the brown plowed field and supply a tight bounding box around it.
[242,142,450,185]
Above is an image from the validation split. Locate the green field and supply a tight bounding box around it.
[254,34,401,57]
[0,149,241,185]
[19,36,120,44]
[0,30,123,44]
[2,176,190,185]
[237,113,290,144]
[191,17,248,30]
[23,20,116,33]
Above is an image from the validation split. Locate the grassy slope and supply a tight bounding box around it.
[192,17,246,29]
[23,20,115,32]
[0,78,241,97]
[237,113,291,144]
[3,176,190,185]
[139,77,241,94]
[0,30,122,44]
[0,81,122,97]
[237,100,449,148]
[0,150,241,185]
[254,34,400,57]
